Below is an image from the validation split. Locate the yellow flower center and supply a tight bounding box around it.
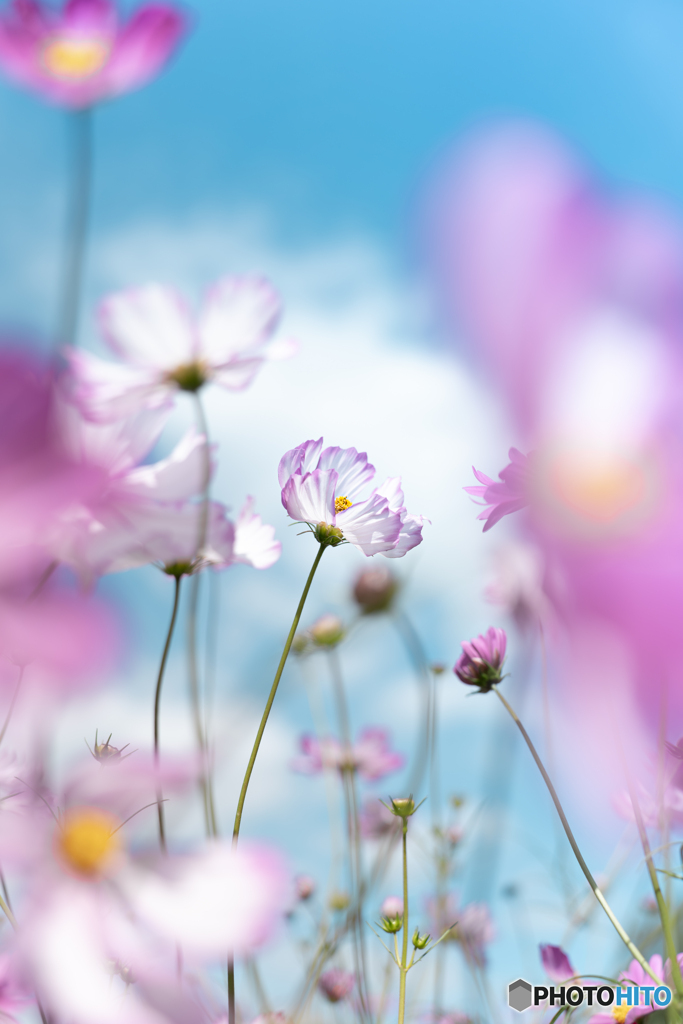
[612,1005,629,1023]
[334,495,352,514]
[42,36,110,80]
[57,808,121,876]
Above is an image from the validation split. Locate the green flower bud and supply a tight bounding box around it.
[412,928,430,950]
[329,890,351,911]
[386,796,417,818]
[314,523,345,547]
[379,914,403,934]
[309,615,345,647]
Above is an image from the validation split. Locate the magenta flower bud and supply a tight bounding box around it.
[380,896,404,919]
[453,627,507,692]
[295,875,316,901]
[539,943,575,983]
[352,567,399,613]
[317,969,355,1003]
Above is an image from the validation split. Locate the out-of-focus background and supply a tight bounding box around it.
[2,0,682,1014]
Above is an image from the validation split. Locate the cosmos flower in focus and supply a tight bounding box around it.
[453,627,507,692]
[588,955,663,1024]
[291,728,405,781]
[279,438,425,557]
[68,277,295,420]
[0,0,187,108]
[464,448,530,532]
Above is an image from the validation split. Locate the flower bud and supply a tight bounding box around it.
[295,875,316,901]
[453,627,507,692]
[412,928,430,950]
[431,662,446,675]
[380,914,403,933]
[292,632,310,655]
[91,732,129,764]
[386,796,417,818]
[352,567,399,613]
[309,615,345,647]
[314,523,344,547]
[445,825,464,846]
[329,890,351,911]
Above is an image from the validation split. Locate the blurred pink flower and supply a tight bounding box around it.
[279,438,425,557]
[291,728,405,781]
[359,796,400,839]
[380,896,403,918]
[453,627,507,691]
[68,277,294,420]
[3,758,290,1023]
[539,943,575,983]
[0,0,187,108]
[464,448,530,531]
[427,893,495,966]
[294,875,315,901]
[318,968,354,1003]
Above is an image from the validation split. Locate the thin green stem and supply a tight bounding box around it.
[492,685,659,985]
[56,108,92,351]
[154,575,182,853]
[398,819,409,1024]
[625,772,683,999]
[228,543,326,1024]
[187,392,217,837]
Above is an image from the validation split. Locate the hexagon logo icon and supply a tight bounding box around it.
[508,978,532,1012]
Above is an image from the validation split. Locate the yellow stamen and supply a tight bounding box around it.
[42,36,109,80]
[612,1005,629,1023]
[334,495,352,514]
[57,807,121,876]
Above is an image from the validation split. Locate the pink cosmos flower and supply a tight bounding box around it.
[359,796,401,839]
[291,728,405,781]
[68,276,295,421]
[539,943,575,983]
[279,438,425,557]
[453,627,507,691]
[588,955,663,1024]
[427,893,495,966]
[2,758,290,1024]
[0,0,187,108]
[318,968,355,1003]
[464,448,530,531]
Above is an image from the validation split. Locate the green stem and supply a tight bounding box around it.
[398,819,409,1024]
[57,108,92,351]
[626,773,683,999]
[154,575,182,853]
[228,543,326,1024]
[492,686,659,985]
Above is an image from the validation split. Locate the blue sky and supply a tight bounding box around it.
[0,0,681,1016]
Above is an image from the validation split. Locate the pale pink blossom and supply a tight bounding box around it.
[427,893,495,966]
[279,438,424,557]
[380,896,404,919]
[0,0,187,108]
[359,796,400,839]
[68,277,294,420]
[291,728,405,781]
[318,968,354,1003]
